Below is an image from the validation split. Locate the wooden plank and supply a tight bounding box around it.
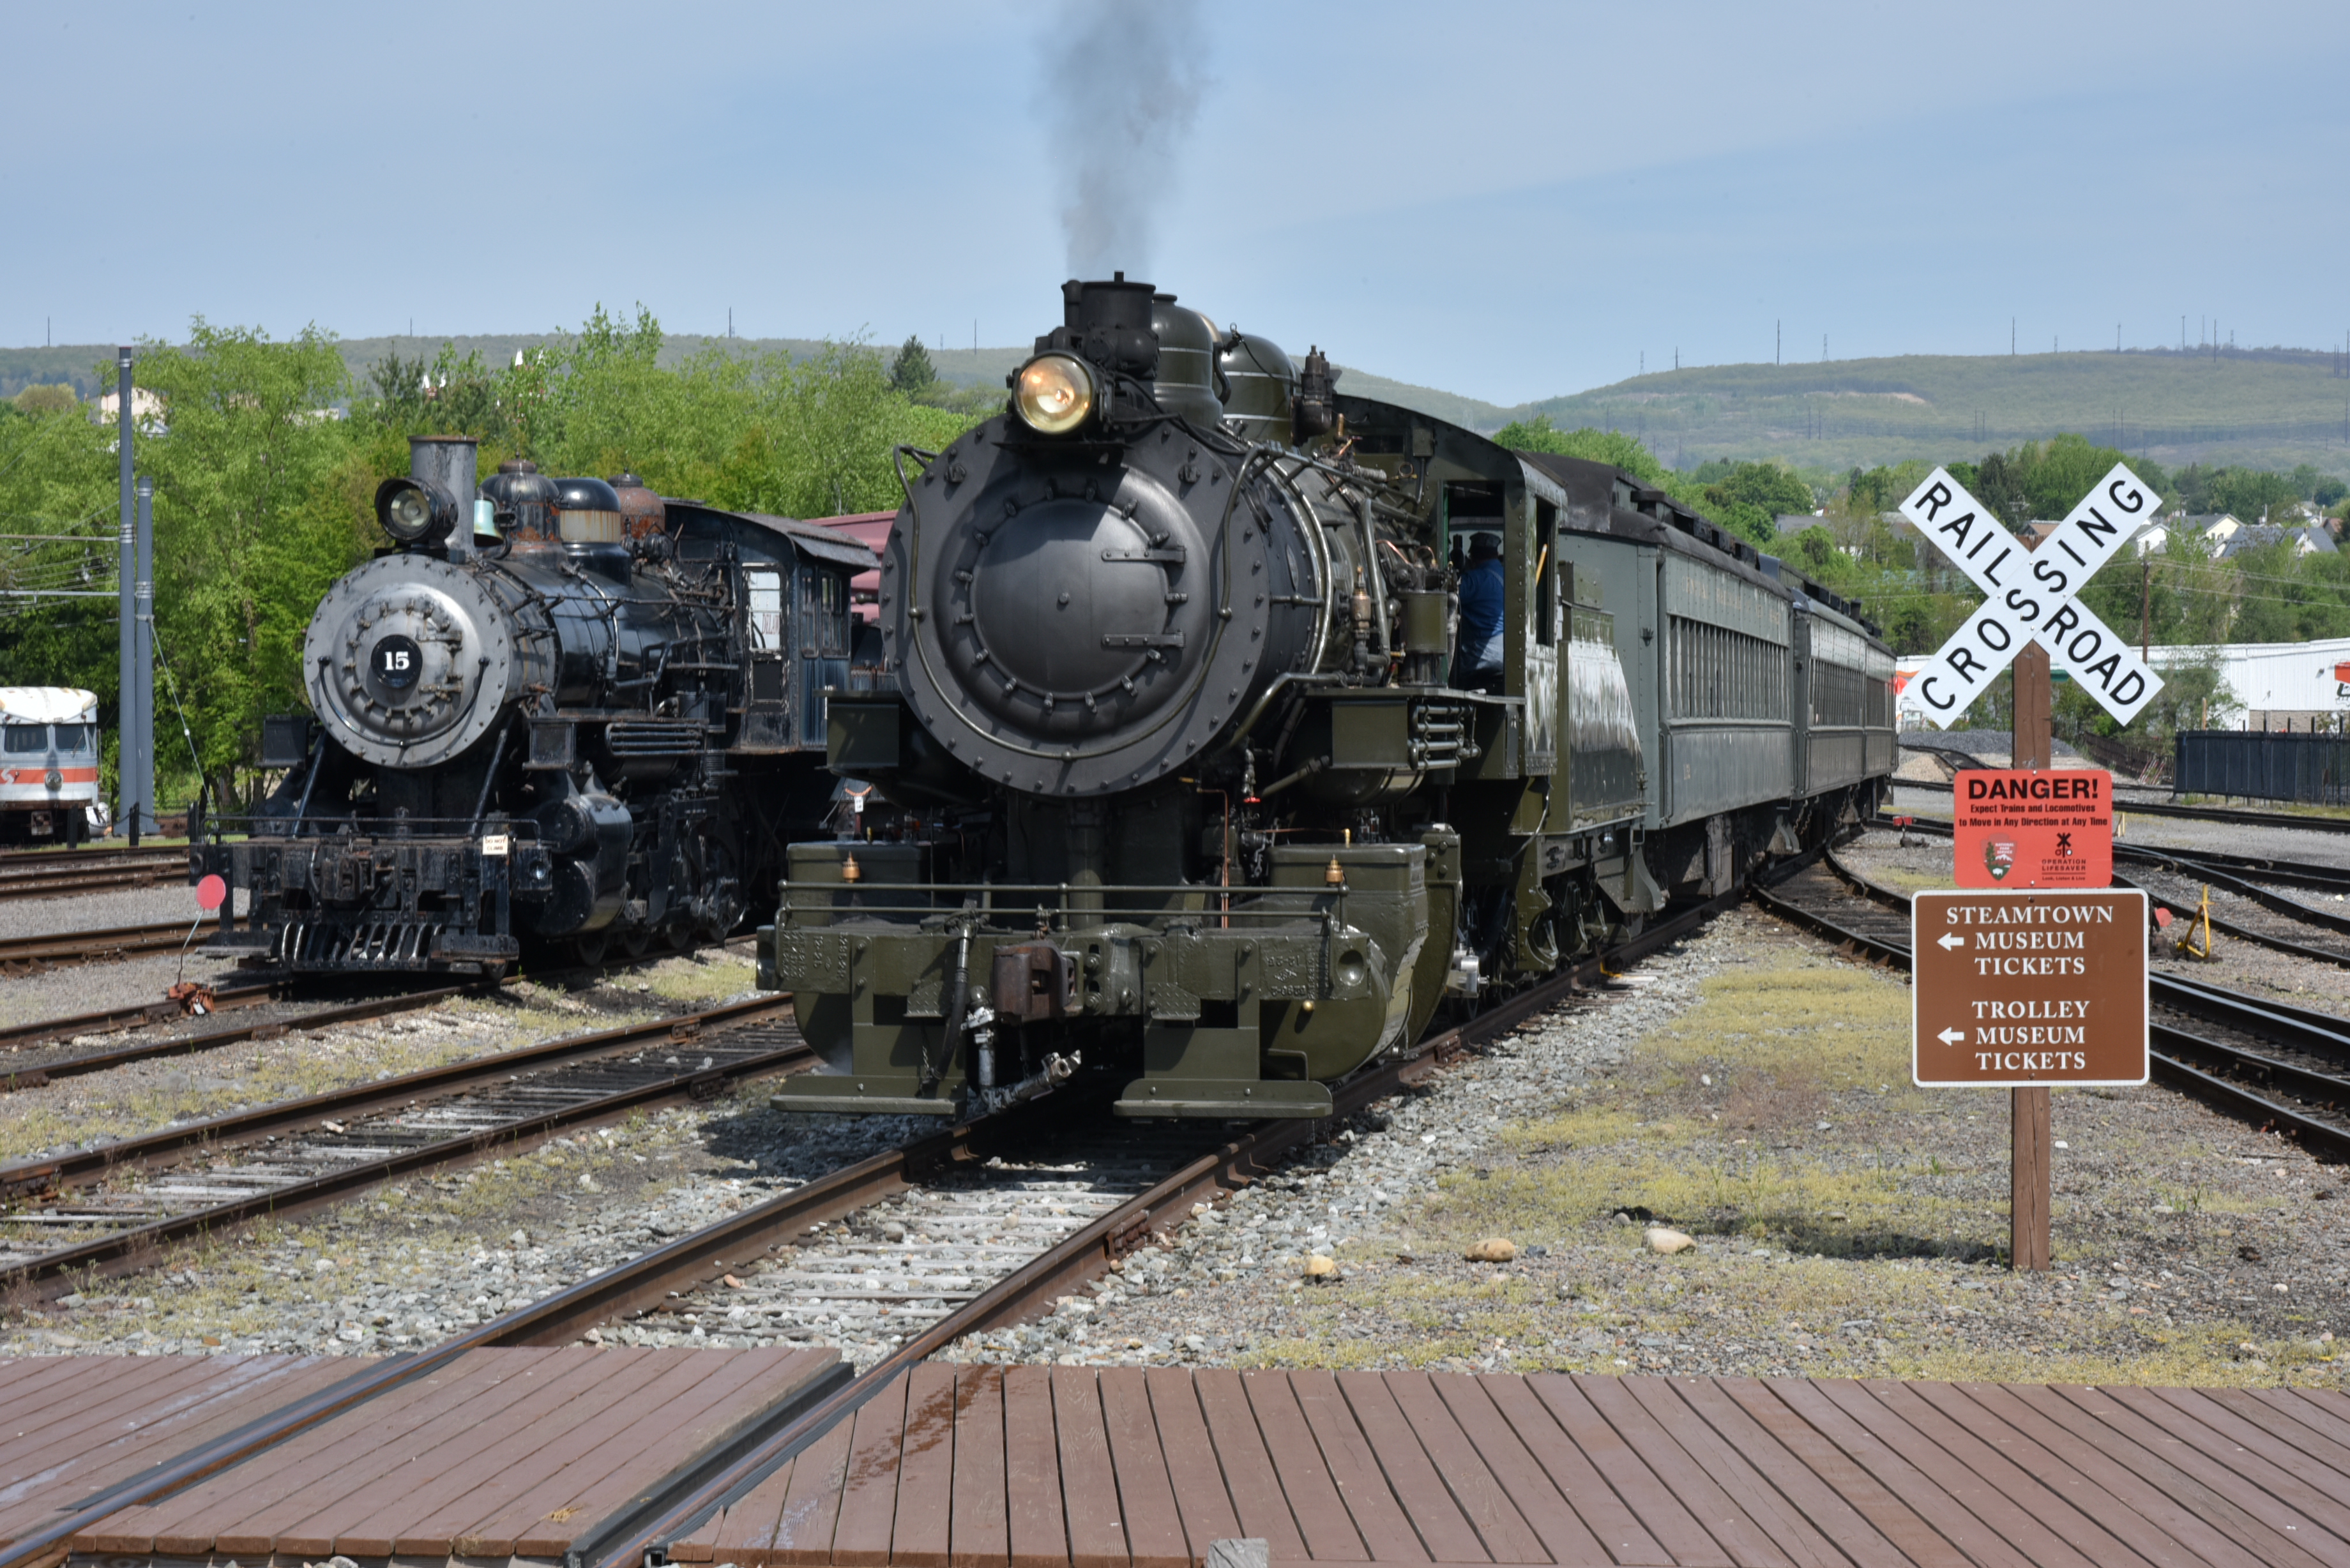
[5,1357,354,1549]
[2114,1387,2350,1541]
[1577,1378,1793,1568]
[92,1352,522,1555]
[1330,1371,1482,1562]
[1879,1381,2171,1568]
[2012,1384,2338,1568]
[1097,1368,1190,1568]
[1950,1382,2317,1568]
[1806,1379,2105,1568]
[2253,1388,2350,1453]
[293,1348,657,1558]
[1003,1366,1069,1568]
[950,1366,1010,1568]
[1614,1377,1851,1568]
[1524,1375,1729,1567]
[771,1410,861,1565]
[508,1351,837,1560]
[1423,1375,1619,1566]
[1192,1368,1309,1563]
[1376,1374,1545,1565]
[1053,1365,1130,1568]
[0,1355,317,1512]
[1461,1374,1658,1567]
[1748,1380,2038,1568]
[833,1372,921,1567]
[1243,1369,1368,1562]
[2201,1386,2350,1473]
[1144,1367,1244,1558]
[0,1356,223,1477]
[893,1362,960,1568]
[1671,1378,1953,1568]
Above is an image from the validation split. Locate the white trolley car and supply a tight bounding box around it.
[0,687,102,846]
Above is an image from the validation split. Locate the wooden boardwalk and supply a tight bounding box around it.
[0,1353,359,1553]
[10,1355,2347,1567]
[676,1365,2350,1568]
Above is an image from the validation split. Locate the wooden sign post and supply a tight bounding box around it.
[1897,466,2166,1272]
[2011,637,2054,1270]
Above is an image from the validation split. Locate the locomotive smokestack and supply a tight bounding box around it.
[410,436,479,561]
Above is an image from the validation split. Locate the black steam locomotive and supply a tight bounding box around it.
[191,437,877,973]
[765,276,1895,1120]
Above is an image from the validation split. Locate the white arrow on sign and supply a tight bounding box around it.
[1936,931,1964,950]
[1937,1027,1966,1044]
[1897,464,2166,727]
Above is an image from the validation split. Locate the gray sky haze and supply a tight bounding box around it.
[6,0,2345,402]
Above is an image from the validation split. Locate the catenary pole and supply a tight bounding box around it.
[115,347,136,845]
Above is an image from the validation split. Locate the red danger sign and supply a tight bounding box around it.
[1952,768,2113,889]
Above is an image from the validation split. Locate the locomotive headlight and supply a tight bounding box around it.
[1012,352,1098,435]
[374,476,457,547]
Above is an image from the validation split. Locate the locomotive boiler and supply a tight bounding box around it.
[765,276,1897,1122]
[192,435,876,972]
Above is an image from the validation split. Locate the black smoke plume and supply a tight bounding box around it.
[1042,0,1209,279]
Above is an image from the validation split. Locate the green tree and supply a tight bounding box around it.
[2208,466,2298,522]
[890,336,937,395]
[1701,461,1814,529]
[11,384,79,415]
[134,320,364,808]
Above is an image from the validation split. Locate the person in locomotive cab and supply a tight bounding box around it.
[1452,532,1506,693]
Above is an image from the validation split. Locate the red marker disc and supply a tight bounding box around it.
[195,873,228,912]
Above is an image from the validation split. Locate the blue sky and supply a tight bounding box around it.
[6,0,2345,403]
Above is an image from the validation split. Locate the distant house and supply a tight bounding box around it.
[2023,520,2061,546]
[2218,523,2337,559]
[1773,513,1822,536]
[89,388,164,423]
[2192,513,2248,548]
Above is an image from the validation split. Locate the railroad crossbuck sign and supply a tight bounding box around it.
[1912,888,2149,1087]
[1899,464,2165,727]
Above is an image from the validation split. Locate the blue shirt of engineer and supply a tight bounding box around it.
[1453,532,1505,687]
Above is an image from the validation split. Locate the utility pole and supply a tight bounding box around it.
[1776,320,1780,365]
[115,347,137,845]
[2141,558,2151,664]
[2012,317,2016,356]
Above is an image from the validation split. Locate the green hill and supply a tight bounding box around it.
[11,334,2346,479]
[1521,347,2350,478]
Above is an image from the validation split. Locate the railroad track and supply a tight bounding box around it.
[0,915,215,973]
[0,844,187,902]
[1896,745,2350,836]
[1880,812,2350,972]
[6,864,1759,1568]
[1754,848,2350,1163]
[0,992,809,1295]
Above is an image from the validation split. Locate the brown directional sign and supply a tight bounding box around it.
[1913,888,2148,1087]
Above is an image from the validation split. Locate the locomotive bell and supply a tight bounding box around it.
[480,459,560,543]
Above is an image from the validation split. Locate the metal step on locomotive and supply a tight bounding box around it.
[764,275,1897,1120]
[190,437,882,974]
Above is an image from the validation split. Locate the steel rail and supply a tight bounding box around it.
[0,980,284,1055]
[582,878,1754,1567]
[0,994,804,1296]
[1895,768,2350,836]
[1876,812,2350,970]
[0,983,476,1092]
[0,916,213,971]
[1752,850,2350,1165]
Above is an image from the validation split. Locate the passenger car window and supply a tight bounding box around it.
[3,725,48,754]
[51,725,88,752]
